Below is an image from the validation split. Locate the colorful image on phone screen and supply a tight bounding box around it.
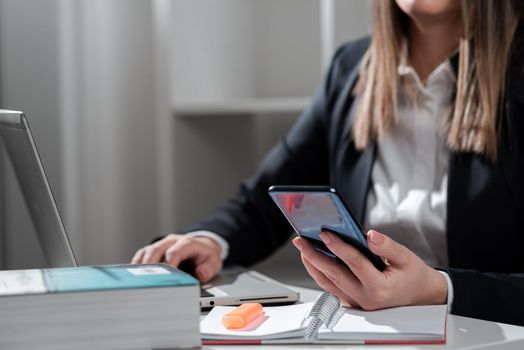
[270,191,368,247]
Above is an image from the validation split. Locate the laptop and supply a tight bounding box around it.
[0,110,300,308]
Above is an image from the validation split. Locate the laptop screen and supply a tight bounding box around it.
[0,110,77,268]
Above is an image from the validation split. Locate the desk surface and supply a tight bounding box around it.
[203,286,524,350]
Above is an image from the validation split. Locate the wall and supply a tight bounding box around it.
[0,0,62,268]
[0,0,161,267]
[60,0,160,265]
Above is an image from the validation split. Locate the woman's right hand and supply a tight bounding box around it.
[131,234,223,283]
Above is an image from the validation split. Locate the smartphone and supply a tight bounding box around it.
[268,185,385,271]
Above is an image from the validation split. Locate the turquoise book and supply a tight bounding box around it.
[0,263,198,296]
[0,264,201,350]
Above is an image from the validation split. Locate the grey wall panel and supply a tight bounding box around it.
[0,0,62,269]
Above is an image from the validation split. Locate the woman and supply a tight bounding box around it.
[133,0,524,325]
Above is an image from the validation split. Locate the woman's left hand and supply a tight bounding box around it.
[292,230,448,310]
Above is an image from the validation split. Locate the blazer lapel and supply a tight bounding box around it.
[332,85,376,223]
[336,135,376,223]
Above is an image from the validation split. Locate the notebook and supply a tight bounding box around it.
[201,292,447,345]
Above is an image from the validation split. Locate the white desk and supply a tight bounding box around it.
[203,286,524,350]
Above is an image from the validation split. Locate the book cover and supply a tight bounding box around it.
[0,264,198,296]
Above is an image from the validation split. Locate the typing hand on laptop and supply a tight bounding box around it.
[132,234,299,309]
[132,233,223,283]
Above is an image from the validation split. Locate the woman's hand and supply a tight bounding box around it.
[131,234,223,283]
[292,230,448,310]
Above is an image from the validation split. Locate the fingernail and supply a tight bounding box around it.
[292,238,303,251]
[369,230,384,245]
[319,232,331,244]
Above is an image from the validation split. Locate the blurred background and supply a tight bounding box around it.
[0,0,369,285]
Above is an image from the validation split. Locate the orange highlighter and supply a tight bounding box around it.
[222,303,264,329]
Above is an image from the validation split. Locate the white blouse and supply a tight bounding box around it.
[363,48,455,268]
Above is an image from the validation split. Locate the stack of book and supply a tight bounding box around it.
[0,264,200,349]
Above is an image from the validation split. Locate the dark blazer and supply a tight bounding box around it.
[186,37,524,326]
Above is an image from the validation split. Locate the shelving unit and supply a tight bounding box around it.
[174,97,311,117]
[154,1,369,275]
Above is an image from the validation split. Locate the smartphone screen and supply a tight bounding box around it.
[270,190,368,246]
[269,186,385,271]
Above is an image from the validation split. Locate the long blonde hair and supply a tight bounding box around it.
[353,0,520,160]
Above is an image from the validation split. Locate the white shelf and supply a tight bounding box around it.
[173,97,312,117]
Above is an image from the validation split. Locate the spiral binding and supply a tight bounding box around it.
[301,292,341,339]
